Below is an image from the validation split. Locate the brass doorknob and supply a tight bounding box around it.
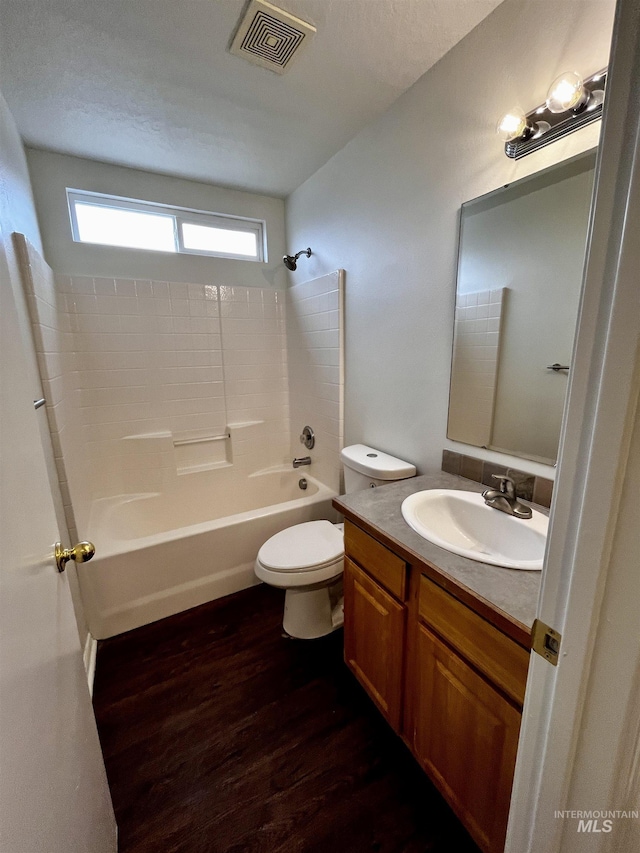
[54,541,95,573]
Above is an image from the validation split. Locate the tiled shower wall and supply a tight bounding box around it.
[22,241,344,527]
[286,271,344,493]
[62,275,289,498]
[16,235,89,540]
[448,288,505,447]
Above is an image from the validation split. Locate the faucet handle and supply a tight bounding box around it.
[492,474,516,499]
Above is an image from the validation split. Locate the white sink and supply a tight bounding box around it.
[401,489,548,570]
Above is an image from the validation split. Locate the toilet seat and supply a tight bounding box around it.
[254,520,344,589]
[257,520,344,573]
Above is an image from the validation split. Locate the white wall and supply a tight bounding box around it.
[26,148,288,288]
[285,0,615,479]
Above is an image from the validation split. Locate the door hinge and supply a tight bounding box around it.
[531,618,562,666]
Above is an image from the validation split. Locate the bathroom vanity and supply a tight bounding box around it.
[333,472,543,853]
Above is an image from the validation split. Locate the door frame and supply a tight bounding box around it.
[506,0,640,849]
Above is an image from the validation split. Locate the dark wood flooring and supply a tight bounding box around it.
[93,584,481,853]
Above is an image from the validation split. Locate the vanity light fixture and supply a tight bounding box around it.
[498,68,607,159]
[496,108,550,143]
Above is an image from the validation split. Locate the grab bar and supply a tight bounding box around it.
[173,434,230,447]
[546,363,570,372]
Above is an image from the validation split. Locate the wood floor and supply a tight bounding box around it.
[93,584,481,853]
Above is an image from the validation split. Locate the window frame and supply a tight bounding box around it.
[66,188,267,262]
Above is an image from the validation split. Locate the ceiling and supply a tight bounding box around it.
[0,0,504,197]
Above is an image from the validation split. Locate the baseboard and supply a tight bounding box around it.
[83,632,98,697]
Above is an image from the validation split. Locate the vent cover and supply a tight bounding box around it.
[230,0,316,74]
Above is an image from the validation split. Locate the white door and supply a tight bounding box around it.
[0,228,116,851]
[506,0,640,850]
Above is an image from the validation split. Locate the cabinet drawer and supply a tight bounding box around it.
[344,520,407,600]
[418,575,529,706]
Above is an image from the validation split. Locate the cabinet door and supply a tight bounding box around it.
[344,557,405,731]
[413,624,521,853]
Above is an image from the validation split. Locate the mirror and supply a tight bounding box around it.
[447,151,596,465]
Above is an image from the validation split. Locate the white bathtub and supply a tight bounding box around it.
[78,469,337,638]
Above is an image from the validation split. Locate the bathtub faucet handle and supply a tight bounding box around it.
[293,456,312,468]
[299,425,315,450]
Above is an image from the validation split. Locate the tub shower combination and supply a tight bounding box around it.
[17,244,346,640]
[79,463,336,638]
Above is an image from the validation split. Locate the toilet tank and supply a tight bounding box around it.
[340,444,416,493]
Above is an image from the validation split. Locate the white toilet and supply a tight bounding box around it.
[254,444,416,639]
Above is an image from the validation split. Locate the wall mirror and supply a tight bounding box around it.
[447,150,596,465]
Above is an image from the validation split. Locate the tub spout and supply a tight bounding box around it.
[293,456,311,468]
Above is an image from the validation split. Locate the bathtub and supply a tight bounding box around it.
[78,469,337,638]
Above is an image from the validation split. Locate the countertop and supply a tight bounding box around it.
[333,471,544,646]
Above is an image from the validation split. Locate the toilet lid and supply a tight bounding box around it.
[258,520,344,572]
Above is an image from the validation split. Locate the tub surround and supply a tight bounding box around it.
[333,470,543,642]
[60,275,289,498]
[22,257,347,639]
[286,270,344,494]
[14,234,88,541]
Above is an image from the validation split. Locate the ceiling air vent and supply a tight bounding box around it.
[230,0,316,74]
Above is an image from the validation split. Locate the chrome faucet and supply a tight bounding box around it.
[293,456,311,468]
[482,474,532,519]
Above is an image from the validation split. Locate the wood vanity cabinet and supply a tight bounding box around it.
[343,521,408,731]
[342,519,530,853]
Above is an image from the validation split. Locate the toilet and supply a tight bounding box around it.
[254,444,416,639]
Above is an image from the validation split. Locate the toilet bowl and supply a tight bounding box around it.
[255,520,345,639]
[255,444,416,639]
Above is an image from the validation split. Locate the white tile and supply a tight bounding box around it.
[172,317,192,334]
[93,278,116,297]
[74,294,98,314]
[155,298,172,316]
[71,276,95,295]
[114,279,137,297]
[171,299,190,317]
[117,297,140,315]
[188,283,205,300]
[152,280,170,298]
[135,280,153,298]
[169,282,188,300]
[221,300,249,319]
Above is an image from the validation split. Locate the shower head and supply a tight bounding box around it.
[283,247,312,270]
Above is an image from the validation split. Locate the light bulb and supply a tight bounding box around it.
[496,108,529,142]
[546,72,588,113]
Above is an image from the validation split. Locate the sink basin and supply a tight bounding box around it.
[401,489,548,570]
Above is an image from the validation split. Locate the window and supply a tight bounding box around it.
[67,189,266,262]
